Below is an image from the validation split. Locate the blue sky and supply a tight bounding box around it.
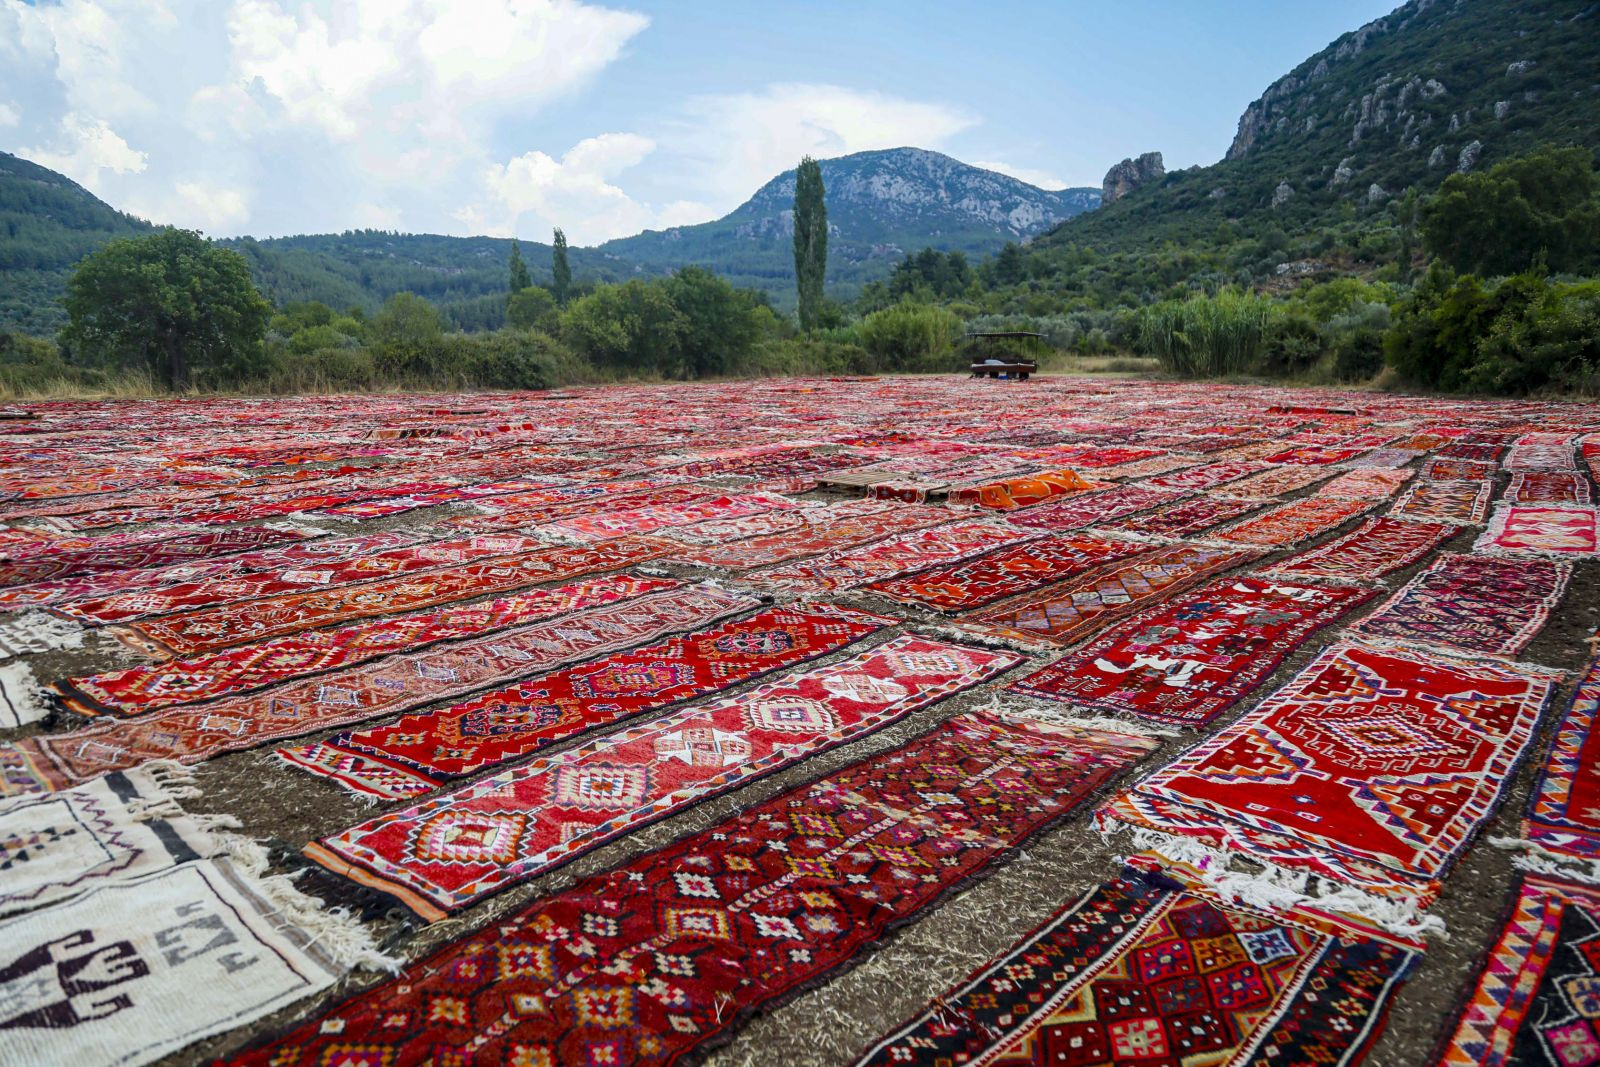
[2,1,1399,243]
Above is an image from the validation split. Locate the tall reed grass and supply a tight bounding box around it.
[1136,291,1277,377]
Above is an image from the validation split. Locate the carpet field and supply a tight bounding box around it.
[2,375,1599,1066]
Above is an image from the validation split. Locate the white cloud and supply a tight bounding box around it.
[19,112,148,186]
[0,102,17,127]
[971,159,1070,190]
[126,179,253,233]
[478,133,658,244]
[668,83,980,213]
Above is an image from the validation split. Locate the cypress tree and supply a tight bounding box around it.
[508,239,532,294]
[792,156,827,331]
[551,228,572,306]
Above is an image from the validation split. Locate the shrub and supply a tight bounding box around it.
[855,302,965,371]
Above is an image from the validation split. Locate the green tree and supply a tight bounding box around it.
[60,228,270,389]
[551,228,572,306]
[663,267,773,377]
[559,280,686,375]
[992,243,1027,287]
[855,301,964,371]
[369,292,445,379]
[792,156,827,331]
[506,286,558,331]
[1421,146,1600,276]
[508,239,532,293]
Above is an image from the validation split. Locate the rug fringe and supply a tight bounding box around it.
[223,847,399,973]
[0,610,86,659]
[0,660,50,728]
[975,694,1179,739]
[1110,826,1448,940]
[1489,835,1600,885]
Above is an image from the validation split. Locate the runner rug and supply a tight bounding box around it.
[1222,465,1333,498]
[0,856,388,1067]
[1476,504,1600,559]
[277,602,891,800]
[0,584,758,799]
[1099,641,1561,908]
[236,712,1154,1066]
[1507,470,1593,504]
[1433,873,1600,1067]
[864,531,1157,612]
[0,763,238,916]
[675,503,947,569]
[1349,553,1570,658]
[541,491,798,541]
[1389,478,1493,525]
[53,574,671,717]
[1099,493,1262,538]
[1523,655,1600,865]
[0,529,422,610]
[118,536,676,657]
[743,520,1035,592]
[1212,496,1377,548]
[304,635,1024,918]
[852,873,1417,1067]
[0,522,310,588]
[957,542,1262,647]
[1143,458,1266,491]
[1262,515,1454,584]
[945,467,1095,510]
[1316,467,1415,499]
[1006,484,1188,532]
[55,531,550,626]
[667,500,888,546]
[1009,576,1374,727]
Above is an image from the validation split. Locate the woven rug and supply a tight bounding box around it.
[1144,458,1266,491]
[444,481,715,532]
[1007,484,1188,532]
[119,536,676,657]
[1507,470,1594,504]
[1316,467,1415,500]
[743,520,1035,592]
[1263,516,1454,584]
[542,491,797,541]
[1476,504,1600,559]
[237,713,1154,1064]
[1424,457,1497,481]
[676,503,948,569]
[1389,478,1493,525]
[0,584,759,799]
[1010,576,1374,727]
[0,763,235,916]
[0,523,310,589]
[865,531,1156,612]
[959,542,1262,646]
[1434,873,1600,1067]
[277,602,891,800]
[0,529,423,610]
[1099,493,1263,538]
[1213,496,1377,548]
[1525,655,1600,864]
[667,501,887,546]
[57,531,549,626]
[54,574,670,717]
[0,855,387,1067]
[1506,436,1576,471]
[1222,465,1333,499]
[1349,552,1570,658]
[1100,641,1560,908]
[945,468,1095,510]
[304,635,1023,918]
[853,873,1417,1067]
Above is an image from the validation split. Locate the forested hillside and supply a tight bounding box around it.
[0,152,151,334]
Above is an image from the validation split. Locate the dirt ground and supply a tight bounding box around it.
[12,466,1598,1067]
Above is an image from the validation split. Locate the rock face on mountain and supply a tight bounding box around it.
[601,147,1101,298]
[1101,153,1165,204]
[1035,0,1599,256]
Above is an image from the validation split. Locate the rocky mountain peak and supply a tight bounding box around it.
[1101,152,1165,204]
